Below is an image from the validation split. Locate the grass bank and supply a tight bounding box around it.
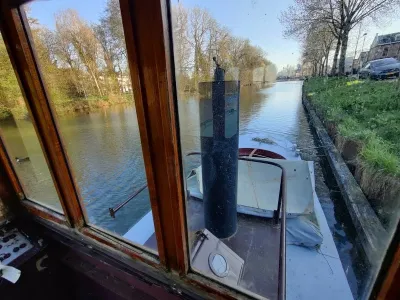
[304,77,400,227]
[52,94,133,115]
[0,93,133,121]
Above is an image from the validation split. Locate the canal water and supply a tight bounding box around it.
[1,81,362,297]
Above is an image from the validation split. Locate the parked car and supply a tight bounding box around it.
[359,58,400,80]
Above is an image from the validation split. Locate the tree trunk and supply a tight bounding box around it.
[338,25,350,76]
[320,58,326,76]
[93,75,103,97]
[325,56,329,75]
[88,67,103,97]
[330,36,341,76]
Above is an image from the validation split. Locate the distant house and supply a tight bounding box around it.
[368,32,400,61]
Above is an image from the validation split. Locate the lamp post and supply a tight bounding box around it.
[361,33,367,57]
[354,25,362,59]
[359,32,367,69]
[359,33,367,72]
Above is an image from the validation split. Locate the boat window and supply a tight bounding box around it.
[22,1,157,252]
[170,2,285,298]
[0,33,62,212]
[0,0,398,298]
[170,0,400,299]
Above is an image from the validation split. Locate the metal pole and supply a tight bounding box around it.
[361,33,367,62]
[109,184,148,218]
[358,33,367,75]
[354,25,362,58]
[353,24,362,74]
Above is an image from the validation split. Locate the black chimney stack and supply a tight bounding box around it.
[199,57,240,239]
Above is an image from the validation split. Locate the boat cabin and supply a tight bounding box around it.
[0,1,399,300]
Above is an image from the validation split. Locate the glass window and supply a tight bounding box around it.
[382,47,388,57]
[0,34,62,212]
[172,2,286,298]
[171,1,399,299]
[23,0,157,252]
[371,57,397,67]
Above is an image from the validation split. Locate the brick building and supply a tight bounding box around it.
[367,32,400,61]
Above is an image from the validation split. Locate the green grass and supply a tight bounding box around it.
[305,77,400,176]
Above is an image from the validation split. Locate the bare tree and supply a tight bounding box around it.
[171,5,274,90]
[172,3,192,89]
[280,0,342,75]
[56,9,104,97]
[337,0,400,75]
[189,7,212,86]
[281,0,400,76]
[94,0,128,94]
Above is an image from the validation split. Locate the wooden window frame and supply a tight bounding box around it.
[0,0,399,299]
[0,0,185,271]
[0,3,84,227]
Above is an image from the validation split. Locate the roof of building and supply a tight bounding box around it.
[375,32,400,45]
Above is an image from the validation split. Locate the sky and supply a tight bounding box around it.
[28,0,400,71]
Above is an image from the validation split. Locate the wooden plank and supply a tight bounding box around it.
[81,227,161,270]
[0,4,85,227]
[119,0,188,273]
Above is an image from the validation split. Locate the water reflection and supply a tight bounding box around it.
[179,81,304,173]
[60,105,150,234]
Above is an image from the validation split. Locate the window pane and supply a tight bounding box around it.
[0,34,61,212]
[24,1,157,252]
[171,1,399,299]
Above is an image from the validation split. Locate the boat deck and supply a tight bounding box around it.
[140,197,282,299]
[187,199,281,299]
[124,161,354,300]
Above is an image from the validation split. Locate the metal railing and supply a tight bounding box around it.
[108,184,147,218]
[237,157,287,300]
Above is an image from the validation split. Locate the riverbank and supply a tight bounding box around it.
[52,94,133,115]
[304,77,400,229]
[0,94,133,121]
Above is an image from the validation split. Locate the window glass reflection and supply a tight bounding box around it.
[0,34,61,212]
[24,0,157,252]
